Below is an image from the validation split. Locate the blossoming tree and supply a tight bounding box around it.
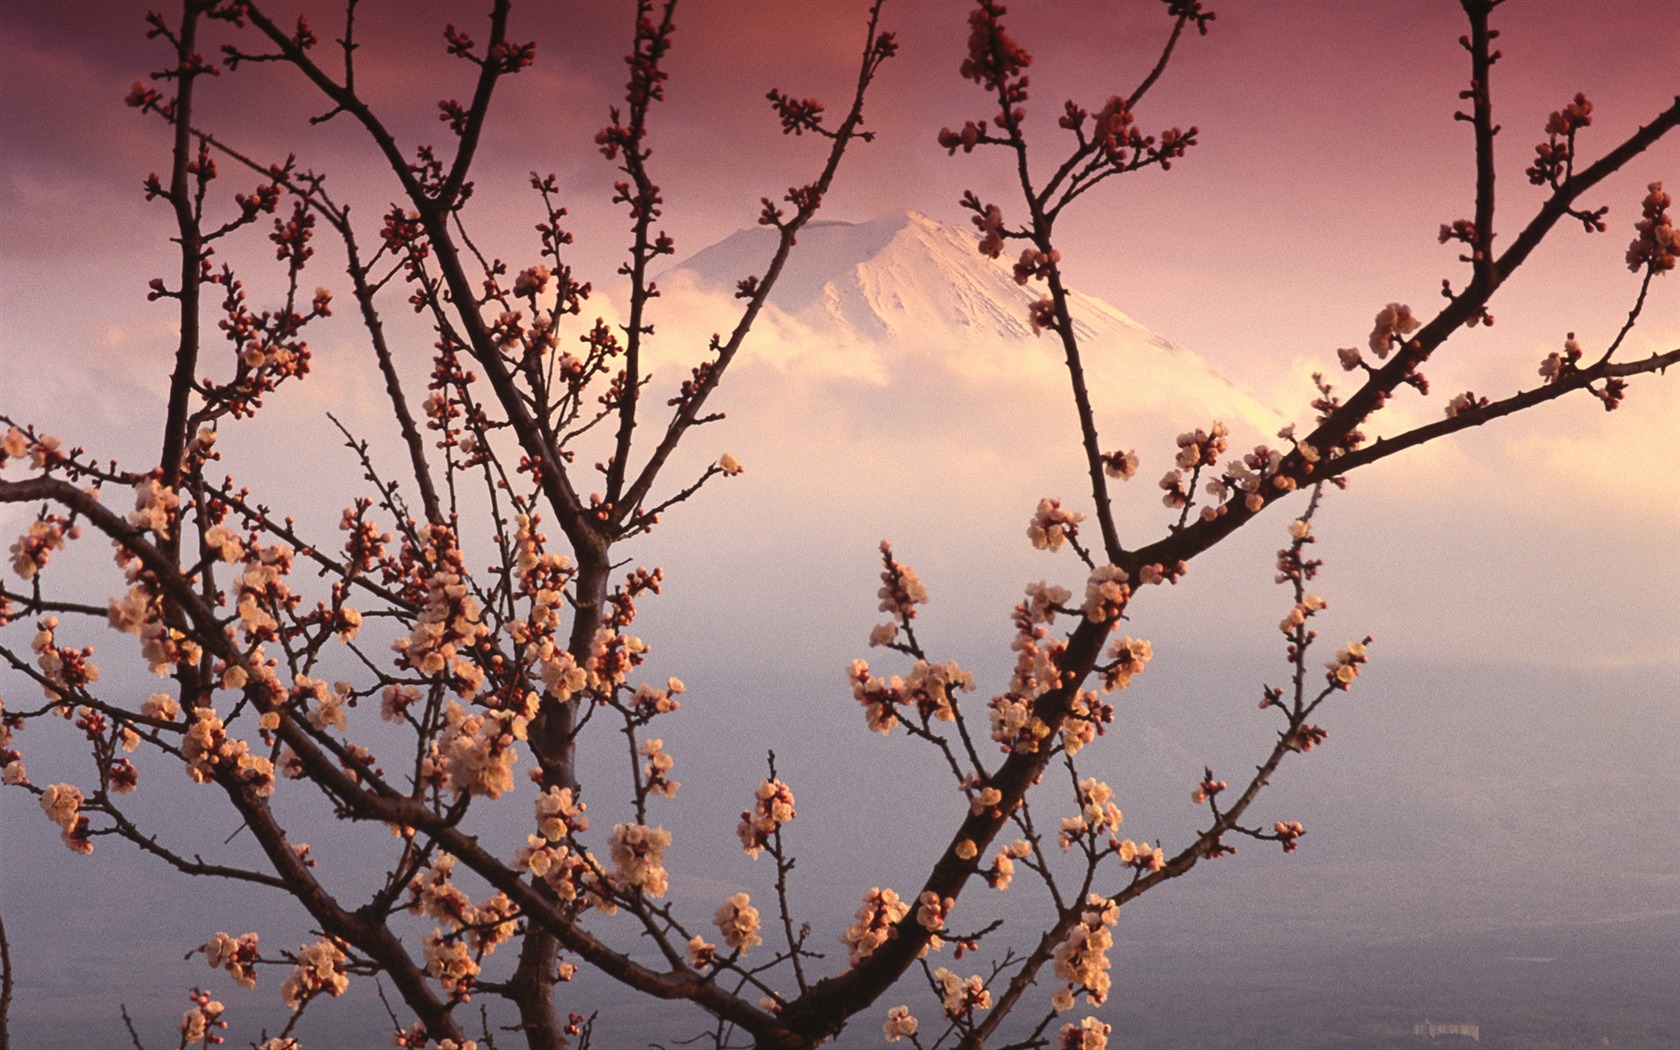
[2,1,1678,1049]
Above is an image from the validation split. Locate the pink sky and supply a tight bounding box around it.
[5,1,1678,359]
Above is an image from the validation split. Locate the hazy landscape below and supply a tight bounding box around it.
[7,657,1675,1050]
[11,916,1675,1049]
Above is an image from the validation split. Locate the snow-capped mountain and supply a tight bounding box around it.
[658,210,1283,439]
[671,210,1162,345]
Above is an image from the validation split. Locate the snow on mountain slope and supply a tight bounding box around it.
[672,209,1168,344]
[656,210,1285,443]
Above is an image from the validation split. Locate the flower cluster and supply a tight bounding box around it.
[427,701,526,799]
[1438,217,1478,254]
[535,785,589,839]
[1090,95,1141,162]
[515,834,605,913]
[1059,1016,1113,1050]
[972,200,1006,257]
[9,515,72,580]
[406,856,517,952]
[1275,518,1319,581]
[639,737,678,798]
[629,676,682,719]
[875,542,928,622]
[1081,565,1130,623]
[1368,302,1420,358]
[1274,819,1306,853]
[1,425,33,467]
[127,475,179,537]
[0,425,61,471]
[987,584,1073,754]
[178,989,226,1046]
[737,777,796,858]
[883,1005,920,1043]
[713,892,762,952]
[199,931,261,990]
[1028,498,1084,553]
[1102,448,1139,480]
[142,691,181,721]
[279,937,350,1009]
[232,541,297,643]
[1175,422,1230,471]
[1100,635,1152,692]
[1205,441,1292,516]
[203,521,245,563]
[848,657,975,734]
[40,781,92,853]
[0,701,21,786]
[1191,773,1228,806]
[841,886,909,965]
[392,527,490,696]
[1444,390,1489,419]
[1527,93,1592,186]
[1285,723,1330,752]
[182,706,276,797]
[958,1,1031,104]
[405,856,519,1001]
[1117,838,1165,873]
[1538,332,1585,384]
[424,931,480,1003]
[984,838,1033,891]
[1025,580,1071,624]
[1013,246,1060,285]
[1280,593,1327,636]
[1059,777,1123,849]
[30,617,100,701]
[1627,182,1678,274]
[1052,895,1119,1007]
[586,628,649,694]
[939,119,989,156]
[1325,638,1371,689]
[108,577,199,678]
[1160,423,1231,510]
[933,967,992,1020]
[608,822,672,897]
[686,935,716,970]
[292,674,351,733]
[1061,688,1112,755]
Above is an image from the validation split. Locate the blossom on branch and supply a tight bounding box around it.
[841,886,909,965]
[199,931,261,990]
[738,776,795,857]
[714,892,763,952]
[1059,1016,1113,1050]
[608,821,672,897]
[1628,182,1678,273]
[1368,302,1420,358]
[883,1005,919,1042]
[1028,498,1084,552]
[280,937,350,1009]
[1081,565,1130,623]
[933,966,991,1019]
[1052,894,1119,1006]
[40,781,92,853]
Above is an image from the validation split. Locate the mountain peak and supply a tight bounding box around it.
[658,211,1282,438]
[666,210,1173,348]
